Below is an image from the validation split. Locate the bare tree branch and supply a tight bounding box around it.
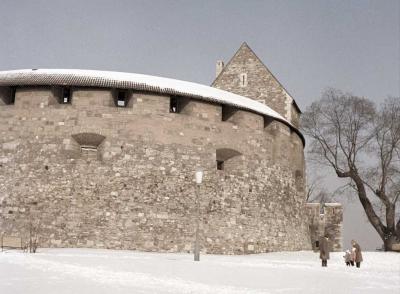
[302,91,400,250]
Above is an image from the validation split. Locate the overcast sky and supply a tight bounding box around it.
[0,0,399,249]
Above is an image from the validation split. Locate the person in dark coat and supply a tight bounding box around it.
[319,235,330,267]
[351,240,363,268]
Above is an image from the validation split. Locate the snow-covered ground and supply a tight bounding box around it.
[0,249,399,294]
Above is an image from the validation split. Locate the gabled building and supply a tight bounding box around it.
[212,42,301,128]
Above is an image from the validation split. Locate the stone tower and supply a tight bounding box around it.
[212,43,343,251]
[212,42,301,128]
[0,69,311,254]
[306,203,343,252]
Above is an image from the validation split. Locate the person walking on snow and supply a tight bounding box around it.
[343,250,352,266]
[319,234,330,267]
[350,247,356,266]
[351,240,363,268]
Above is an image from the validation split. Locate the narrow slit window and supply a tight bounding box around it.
[117,91,126,107]
[239,73,247,87]
[10,87,16,104]
[62,88,71,104]
[217,160,224,171]
[170,96,179,113]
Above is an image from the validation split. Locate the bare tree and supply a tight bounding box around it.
[306,173,329,202]
[25,201,42,253]
[302,89,400,251]
[28,219,41,253]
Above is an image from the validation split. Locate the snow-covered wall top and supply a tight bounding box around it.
[0,69,303,142]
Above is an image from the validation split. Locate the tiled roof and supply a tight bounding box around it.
[0,69,304,144]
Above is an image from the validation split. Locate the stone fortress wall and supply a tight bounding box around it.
[0,83,311,254]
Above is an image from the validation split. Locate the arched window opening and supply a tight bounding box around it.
[71,133,106,161]
[216,148,242,171]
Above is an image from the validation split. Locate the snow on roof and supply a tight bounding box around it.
[0,69,303,143]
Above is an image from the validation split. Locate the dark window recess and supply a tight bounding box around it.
[315,240,319,248]
[264,117,274,128]
[217,160,224,171]
[170,96,180,113]
[221,105,237,121]
[10,87,16,104]
[62,88,71,104]
[117,91,127,107]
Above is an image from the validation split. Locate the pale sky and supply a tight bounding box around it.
[0,0,399,249]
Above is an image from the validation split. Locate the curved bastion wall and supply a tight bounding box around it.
[0,77,311,254]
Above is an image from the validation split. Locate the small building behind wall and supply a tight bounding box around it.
[306,202,343,252]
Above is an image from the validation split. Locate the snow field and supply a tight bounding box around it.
[0,249,399,294]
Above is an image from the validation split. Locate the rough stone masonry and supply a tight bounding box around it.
[0,43,342,254]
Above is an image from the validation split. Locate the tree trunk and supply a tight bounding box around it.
[386,204,396,231]
[351,174,387,240]
[384,235,399,251]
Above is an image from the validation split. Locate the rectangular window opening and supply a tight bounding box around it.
[217,160,224,171]
[222,105,237,121]
[117,91,127,107]
[62,88,71,104]
[170,96,180,113]
[81,146,97,152]
[240,73,248,87]
[80,145,98,160]
[315,240,319,248]
[10,87,16,104]
[264,117,273,128]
